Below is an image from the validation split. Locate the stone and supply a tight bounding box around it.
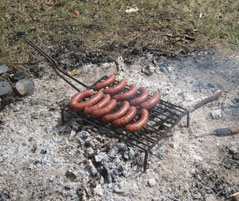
[93,184,104,197]
[108,147,119,159]
[116,143,127,152]
[0,64,9,74]
[0,81,12,98]
[16,79,35,96]
[128,148,135,159]
[12,72,26,81]
[95,152,109,163]
[210,109,222,119]
[79,130,90,139]
[148,178,156,187]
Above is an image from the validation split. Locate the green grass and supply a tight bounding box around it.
[0,0,238,65]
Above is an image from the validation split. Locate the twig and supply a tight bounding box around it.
[196,127,239,138]
[190,90,222,112]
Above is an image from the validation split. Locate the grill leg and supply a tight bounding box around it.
[143,150,149,172]
[186,111,190,128]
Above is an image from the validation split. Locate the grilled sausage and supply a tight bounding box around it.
[140,92,160,109]
[84,94,111,115]
[93,74,116,90]
[113,106,137,126]
[103,79,127,95]
[102,101,130,122]
[125,109,149,132]
[130,87,149,105]
[113,84,137,101]
[69,90,104,111]
[91,99,118,118]
[70,90,93,111]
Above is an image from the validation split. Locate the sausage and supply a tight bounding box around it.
[84,94,111,115]
[103,79,127,95]
[125,109,149,132]
[140,92,160,109]
[91,99,118,118]
[113,106,137,126]
[69,90,104,111]
[113,84,137,101]
[102,101,130,122]
[130,87,149,105]
[93,74,116,90]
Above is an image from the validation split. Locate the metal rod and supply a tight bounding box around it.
[28,41,89,90]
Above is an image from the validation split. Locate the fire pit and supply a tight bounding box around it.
[28,41,189,171]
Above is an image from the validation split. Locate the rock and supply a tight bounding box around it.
[116,143,127,152]
[88,160,98,176]
[154,151,164,160]
[148,178,157,187]
[142,64,155,76]
[79,130,90,139]
[16,79,35,96]
[128,148,135,160]
[65,170,77,181]
[108,147,119,159]
[210,109,222,119]
[0,81,12,98]
[95,152,109,163]
[11,72,26,81]
[93,184,104,197]
[87,147,94,156]
[0,64,9,74]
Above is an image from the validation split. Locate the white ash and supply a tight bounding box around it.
[0,50,238,201]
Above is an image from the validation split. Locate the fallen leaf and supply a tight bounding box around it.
[33,17,40,21]
[68,69,81,76]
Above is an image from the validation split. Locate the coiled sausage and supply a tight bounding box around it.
[84,94,111,115]
[103,79,127,95]
[91,99,118,118]
[113,106,137,126]
[69,90,104,111]
[125,109,149,132]
[102,101,130,122]
[140,92,160,109]
[93,74,116,90]
[113,84,137,101]
[130,87,149,105]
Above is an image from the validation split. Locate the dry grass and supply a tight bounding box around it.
[0,0,238,64]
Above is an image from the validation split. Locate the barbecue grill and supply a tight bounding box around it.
[28,41,190,171]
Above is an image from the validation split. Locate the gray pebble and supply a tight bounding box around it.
[0,64,9,74]
[95,152,109,163]
[93,184,104,197]
[128,148,135,159]
[108,147,119,159]
[148,178,157,187]
[79,130,90,139]
[16,79,35,96]
[116,143,127,152]
[0,81,12,98]
[87,147,94,155]
[210,109,222,119]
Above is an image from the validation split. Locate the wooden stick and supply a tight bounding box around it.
[190,90,222,112]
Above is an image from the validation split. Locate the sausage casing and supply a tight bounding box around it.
[69,90,104,111]
[93,74,116,91]
[113,84,137,101]
[102,101,130,122]
[84,94,111,115]
[125,109,149,132]
[91,99,118,118]
[103,79,127,95]
[130,87,149,105]
[140,92,160,109]
[113,106,137,126]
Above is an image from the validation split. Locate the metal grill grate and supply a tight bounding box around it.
[28,41,190,172]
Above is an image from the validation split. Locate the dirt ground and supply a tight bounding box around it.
[0,48,238,201]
